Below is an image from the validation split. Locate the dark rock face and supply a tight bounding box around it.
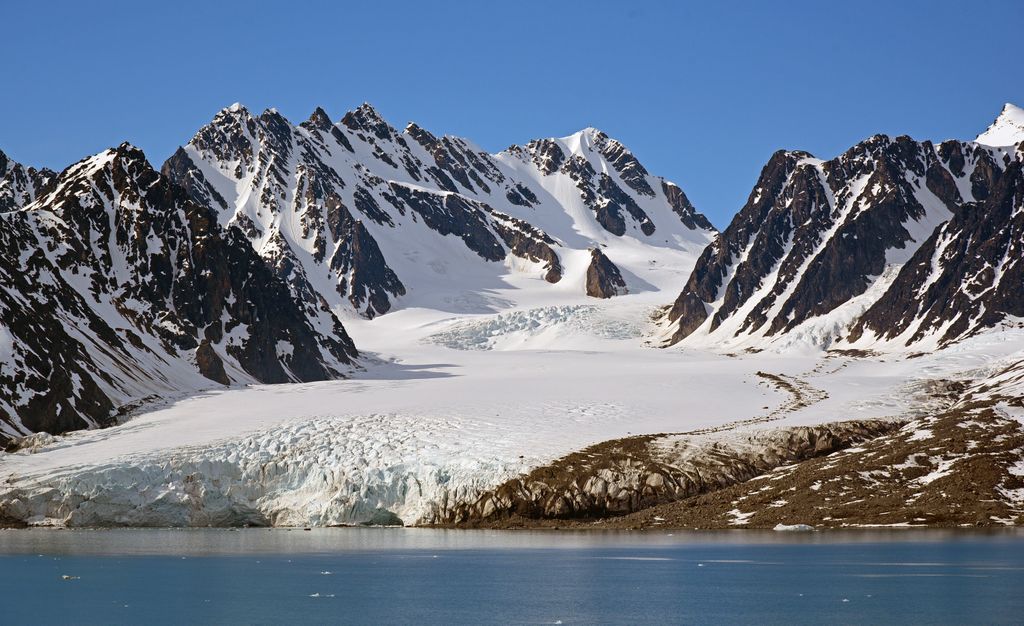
[196,340,229,385]
[667,150,810,339]
[327,202,405,318]
[0,144,357,443]
[490,214,563,283]
[850,160,1024,345]
[388,184,506,261]
[592,130,656,197]
[162,147,229,211]
[665,136,1021,347]
[662,181,714,231]
[524,138,565,175]
[341,103,394,141]
[586,249,627,298]
[598,173,656,236]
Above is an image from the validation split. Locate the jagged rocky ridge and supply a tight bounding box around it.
[163,104,716,317]
[0,144,356,442]
[664,105,1024,350]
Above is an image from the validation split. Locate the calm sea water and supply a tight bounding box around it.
[0,528,1022,625]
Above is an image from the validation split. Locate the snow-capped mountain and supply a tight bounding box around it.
[163,103,716,319]
[662,105,1024,350]
[0,144,356,443]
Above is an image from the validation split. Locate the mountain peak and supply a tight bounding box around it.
[219,102,251,117]
[208,103,255,131]
[999,102,1023,117]
[110,142,151,166]
[344,102,387,125]
[976,102,1024,147]
[305,106,333,130]
[355,102,384,118]
[54,143,154,189]
[564,126,608,150]
[341,103,393,140]
[259,107,289,122]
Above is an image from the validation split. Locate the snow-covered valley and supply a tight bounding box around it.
[4,279,1023,527]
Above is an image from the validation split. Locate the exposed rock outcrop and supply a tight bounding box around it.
[195,340,229,385]
[585,248,627,298]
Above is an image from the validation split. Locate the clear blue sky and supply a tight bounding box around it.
[4,0,1021,228]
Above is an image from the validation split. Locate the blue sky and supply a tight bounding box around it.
[4,0,1021,228]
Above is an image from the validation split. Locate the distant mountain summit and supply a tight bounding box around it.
[661,103,1024,350]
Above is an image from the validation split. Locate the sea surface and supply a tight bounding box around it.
[1,528,1022,625]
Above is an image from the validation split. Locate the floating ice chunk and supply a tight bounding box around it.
[773,523,815,532]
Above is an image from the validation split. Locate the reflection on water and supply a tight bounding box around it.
[3,527,1021,555]
[2,529,1022,625]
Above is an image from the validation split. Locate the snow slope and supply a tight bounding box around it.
[976,103,1024,147]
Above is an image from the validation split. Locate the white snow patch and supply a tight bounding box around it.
[914,457,959,486]
[976,103,1024,147]
[907,429,933,442]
